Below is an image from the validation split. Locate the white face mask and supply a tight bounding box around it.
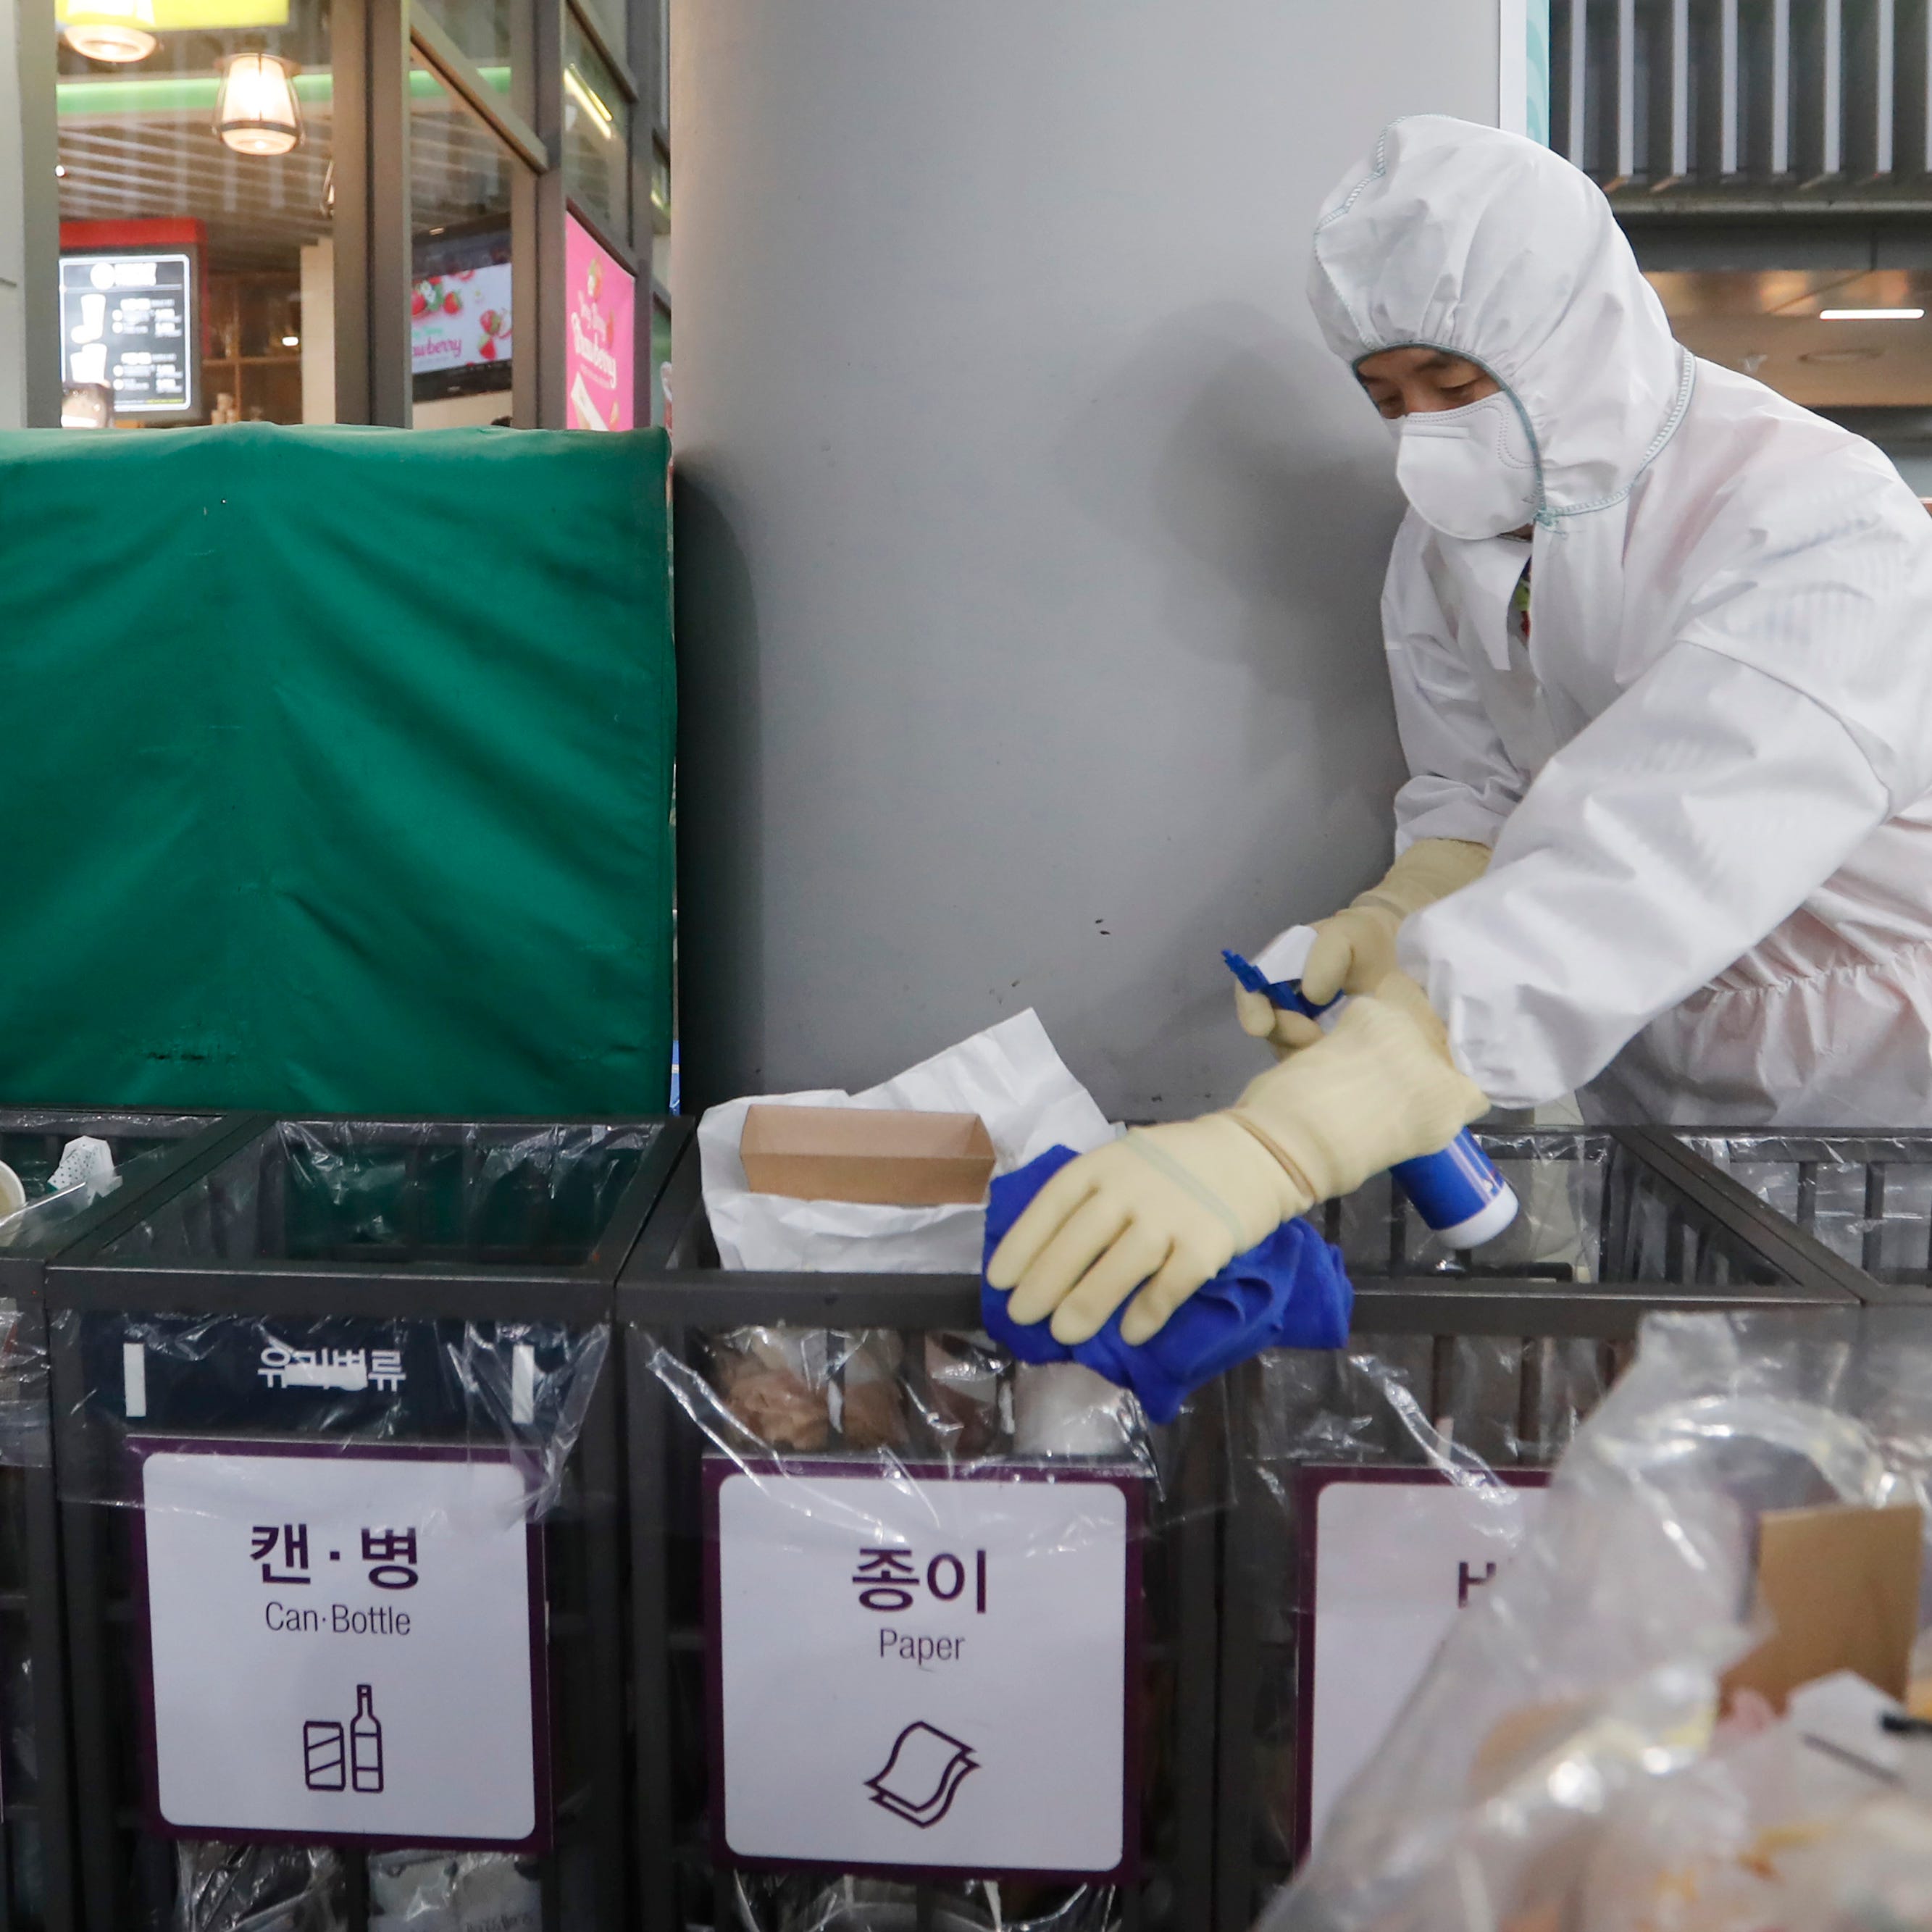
[1393,390,1541,540]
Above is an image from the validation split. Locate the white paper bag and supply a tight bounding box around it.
[698,1009,1115,1273]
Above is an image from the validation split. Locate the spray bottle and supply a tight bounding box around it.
[1224,927,1518,1249]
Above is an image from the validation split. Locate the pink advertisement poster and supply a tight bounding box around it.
[564,214,635,432]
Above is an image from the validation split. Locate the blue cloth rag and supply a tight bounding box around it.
[980,1145,1353,1423]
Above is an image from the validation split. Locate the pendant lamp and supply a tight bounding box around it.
[61,0,157,64]
[214,51,303,156]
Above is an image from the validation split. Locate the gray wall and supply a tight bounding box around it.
[674,0,1504,1119]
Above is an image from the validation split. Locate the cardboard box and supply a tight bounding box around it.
[739,1105,997,1207]
[1721,1500,1923,1711]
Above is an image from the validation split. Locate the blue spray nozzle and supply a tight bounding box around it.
[1221,945,1518,1247]
[1221,948,1336,1023]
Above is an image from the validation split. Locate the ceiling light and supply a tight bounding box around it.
[54,165,67,178]
[1819,306,1924,320]
[214,51,303,156]
[280,333,299,347]
[564,64,616,139]
[61,0,157,63]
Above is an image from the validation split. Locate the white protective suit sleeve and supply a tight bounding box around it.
[1401,640,1892,1109]
[1381,518,1526,853]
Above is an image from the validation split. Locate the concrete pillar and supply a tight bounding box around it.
[674,1,1506,1119]
[0,0,28,428]
[1,0,61,427]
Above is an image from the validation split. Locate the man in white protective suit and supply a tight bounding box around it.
[987,114,1932,1350]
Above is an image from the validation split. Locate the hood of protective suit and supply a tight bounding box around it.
[1309,116,1691,519]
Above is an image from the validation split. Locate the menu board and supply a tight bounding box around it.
[60,251,198,417]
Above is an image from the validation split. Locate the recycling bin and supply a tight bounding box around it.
[0,1107,241,1932]
[42,1113,688,1932]
[621,1139,1225,1932]
[1208,1125,1878,1931]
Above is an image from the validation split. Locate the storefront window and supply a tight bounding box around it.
[412,0,514,98]
[573,0,624,64]
[410,54,515,427]
[41,0,662,428]
[562,14,627,245]
[56,0,334,427]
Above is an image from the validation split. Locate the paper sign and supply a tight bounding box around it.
[564,214,635,431]
[1299,1467,1544,1852]
[135,1440,548,1848]
[708,1460,1139,1878]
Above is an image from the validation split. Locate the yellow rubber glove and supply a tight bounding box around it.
[1235,838,1492,1058]
[990,971,1487,1345]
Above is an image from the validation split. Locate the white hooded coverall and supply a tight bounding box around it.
[1310,117,1932,1127]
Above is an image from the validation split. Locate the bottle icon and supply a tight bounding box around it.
[350,1684,385,1794]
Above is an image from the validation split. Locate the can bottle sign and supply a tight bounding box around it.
[135,1441,548,1847]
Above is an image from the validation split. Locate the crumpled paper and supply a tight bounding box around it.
[698,1009,1116,1273]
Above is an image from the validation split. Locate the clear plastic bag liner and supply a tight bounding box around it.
[57,1310,606,1521]
[644,1329,1215,1932]
[0,1113,209,1257]
[0,1113,210,1170]
[367,1848,541,1931]
[1257,1308,1932,1932]
[1322,1131,1783,1288]
[715,1873,1121,1931]
[1565,1671,1924,1932]
[7,1649,33,1799]
[1245,1329,1618,1479]
[1218,1334,1621,1906]
[1317,1134,1603,1281]
[174,1840,346,1932]
[99,1120,662,1268]
[0,1300,51,1468]
[1684,1131,1932,1283]
[647,1329,1177,1500]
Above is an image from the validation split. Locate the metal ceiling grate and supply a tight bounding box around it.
[1552,0,1932,200]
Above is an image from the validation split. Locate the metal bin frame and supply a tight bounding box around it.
[41,1111,689,1932]
[1209,1121,1889,1931]
[0,1106,241,1932]
[620,1139,1228,1932]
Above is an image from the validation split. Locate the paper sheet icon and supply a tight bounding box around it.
[864,1720,979,1828]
